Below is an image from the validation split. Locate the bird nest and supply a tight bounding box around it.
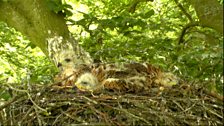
[0,81,223,125]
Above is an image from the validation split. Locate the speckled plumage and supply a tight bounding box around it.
[53,55,179,92]
[68,62,179,93]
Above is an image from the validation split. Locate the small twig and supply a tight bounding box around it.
[26,92,48,113]
[4,83,48,113]
[182,101,197,113]
[81,96,98,104]
[89,105,110,123]
[49,72,77,87]
[52,112,63,125]
[19,106,34,123]
[172,100,184,111]
[114,106,150,124]
[34,107,42,126]
[203,106,223,119]
[0,94,26,111]
[4,83,27,92]
[61,109,79,121]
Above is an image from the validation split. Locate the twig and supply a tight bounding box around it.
[0,94,26,111]
[114,106,150,124]
[172,100,184,111]
[90,105,111,124]
[52,112,63,125]
[81,96,98,104]
[61,109,80,121]
[203,106,223,119]
[26,92,48,113]
[49,72,77,87]
[19,106,34,123]
[3,83,48,113]
[182,101,197,113]
[34,107,42,126]
[4,83,27,92]
[173,0,193,22]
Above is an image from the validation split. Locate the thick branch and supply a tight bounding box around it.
[178,22,200,44]
[0,0,70,55]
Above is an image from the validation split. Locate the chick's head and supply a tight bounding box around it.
[75,73,102,92]
[155,72,179,87]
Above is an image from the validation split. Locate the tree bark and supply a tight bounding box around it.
[189,0,223,34]
[0,0,93,68]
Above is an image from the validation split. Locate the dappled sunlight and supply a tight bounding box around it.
[0,0,223,125]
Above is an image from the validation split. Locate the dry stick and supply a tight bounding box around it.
[116,107,150,124]
[52,111,64,125]
[19,106,34,124]
[89,105,110,123]
[34,107,42,126]
[0,83,27,111]
[0,94,26,111]
[116,101,150,124]
[37,72,77,95]
[81,96,98,104]
[182,101,197,113]
[203,105,223,119]
[26,92,47,113]
[61,109,84,123]
[3,83,48,113]
[4,83,27,92]
[49,72,77,87]
[172,100,184,111]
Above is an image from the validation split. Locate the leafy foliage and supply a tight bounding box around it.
[0,22,58,85]
[46,0,73,17]
[0,0,223,98]
[66,0,223,93]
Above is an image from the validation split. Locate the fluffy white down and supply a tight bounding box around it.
[75,73,101,91]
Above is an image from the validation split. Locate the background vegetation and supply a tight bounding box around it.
[0,0,223,101]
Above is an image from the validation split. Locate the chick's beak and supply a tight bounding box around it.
[75,83,86,91]
[75,82,93,91]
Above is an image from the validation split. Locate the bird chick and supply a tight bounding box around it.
[75,73,103,93]
[155,72,179,87]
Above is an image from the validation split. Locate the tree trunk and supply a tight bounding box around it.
[189,0,223,34]
[0,0,93,68]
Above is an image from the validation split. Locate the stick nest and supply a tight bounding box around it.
[0,81,223,125]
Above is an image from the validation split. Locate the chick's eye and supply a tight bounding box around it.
[81,81,88,85]
[57,62,62,67]
[65,58,71,62]
[168,78,172,82]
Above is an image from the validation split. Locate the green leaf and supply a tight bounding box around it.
[0,89,12,100]
[25,42,36,49]
[144,9,155,18]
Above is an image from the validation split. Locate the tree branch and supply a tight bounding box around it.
[173,0,193,22]
[0,94,26,111]
[128,0,154,13]
[178,22,200,44]
[178,21,215,44]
